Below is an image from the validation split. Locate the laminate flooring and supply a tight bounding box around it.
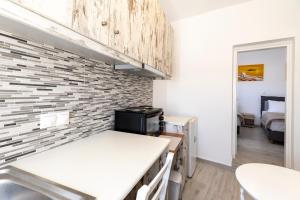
[233,127,284,167]
[182,127,284,200]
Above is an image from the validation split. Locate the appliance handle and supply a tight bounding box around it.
[141,118,144,131]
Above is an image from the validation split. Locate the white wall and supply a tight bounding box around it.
[153,0,300,168]
[237,48,286,125]
[153,80,167,109]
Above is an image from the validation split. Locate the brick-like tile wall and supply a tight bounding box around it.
[0,30,153,165]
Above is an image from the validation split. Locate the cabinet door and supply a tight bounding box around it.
[13,0,173,74]
[108,0,131,54]
[168,26,174,77]
[72,0,110,45]
[141,0,158,68]
[154,6,166,72]
[127,0,144,61]
[141,0,170,74]
[11,0,74,28]
[164,24,174,77]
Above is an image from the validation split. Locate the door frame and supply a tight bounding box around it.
[231,38,295,168]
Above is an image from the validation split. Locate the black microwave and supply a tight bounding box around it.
[114,106,164,136]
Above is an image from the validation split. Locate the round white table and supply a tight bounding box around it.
[236,163,300,200]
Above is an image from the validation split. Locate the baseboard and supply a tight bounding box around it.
[196,158,234,171]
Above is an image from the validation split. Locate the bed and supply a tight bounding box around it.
[260,96,285,143]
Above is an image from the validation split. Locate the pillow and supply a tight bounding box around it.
[268,100,285,113]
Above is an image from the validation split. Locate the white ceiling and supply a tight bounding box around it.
[160,0,253,22]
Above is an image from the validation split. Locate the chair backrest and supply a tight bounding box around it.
[136,152,174,200]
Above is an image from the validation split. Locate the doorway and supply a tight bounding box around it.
[231,38,294,168]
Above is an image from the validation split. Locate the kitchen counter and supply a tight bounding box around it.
[159,134,183,154]
[11,130,170,200]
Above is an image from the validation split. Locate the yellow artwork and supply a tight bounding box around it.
[238,64,264,81]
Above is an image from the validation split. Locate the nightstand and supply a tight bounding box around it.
[241,113,255,128]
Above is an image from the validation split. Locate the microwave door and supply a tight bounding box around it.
[146,115,160,135]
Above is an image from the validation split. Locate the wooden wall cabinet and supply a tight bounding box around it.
[127,0,144,62]
[143,0,173,77]
[109,0,132,56]
[154,4,166,73]
[11,0,173,77]
[164,24,174,77]
[72,0,110,46]
[140,0,156,68]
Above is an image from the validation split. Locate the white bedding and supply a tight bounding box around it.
[262,111,285,132]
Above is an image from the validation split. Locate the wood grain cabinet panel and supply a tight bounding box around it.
[107,0,144,61]
[164,24,174,77]
[140,0,173,76]
[72,0,89,37]
[108,0,131,54]
[106,0,171,67]
[72,0,110,46]
[127,0,144,61]
[141,0,158,68]
[11,0,174,77]
[168,27,174,76]
[154,5,166,73]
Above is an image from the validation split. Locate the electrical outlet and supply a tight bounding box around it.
[56,111,69,126]
[40,113,57,129]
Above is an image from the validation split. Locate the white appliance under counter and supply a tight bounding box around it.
[11,130,170,200]
[164,115,198,178]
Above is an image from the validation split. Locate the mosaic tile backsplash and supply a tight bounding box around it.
[0,30,153,165]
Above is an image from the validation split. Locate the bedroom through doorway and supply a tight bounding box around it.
[233,47,287,168]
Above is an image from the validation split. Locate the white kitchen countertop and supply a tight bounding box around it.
[11,130,170,200]
[164,115,193,126]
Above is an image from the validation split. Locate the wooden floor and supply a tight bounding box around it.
[233,127,284,167]
[182,160,247,200]
[182,127,284,200]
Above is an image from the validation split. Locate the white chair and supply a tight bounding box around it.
[136,152,174,200]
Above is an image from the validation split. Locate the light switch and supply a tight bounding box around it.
[56,111,69,126]
[40,113,57,129]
